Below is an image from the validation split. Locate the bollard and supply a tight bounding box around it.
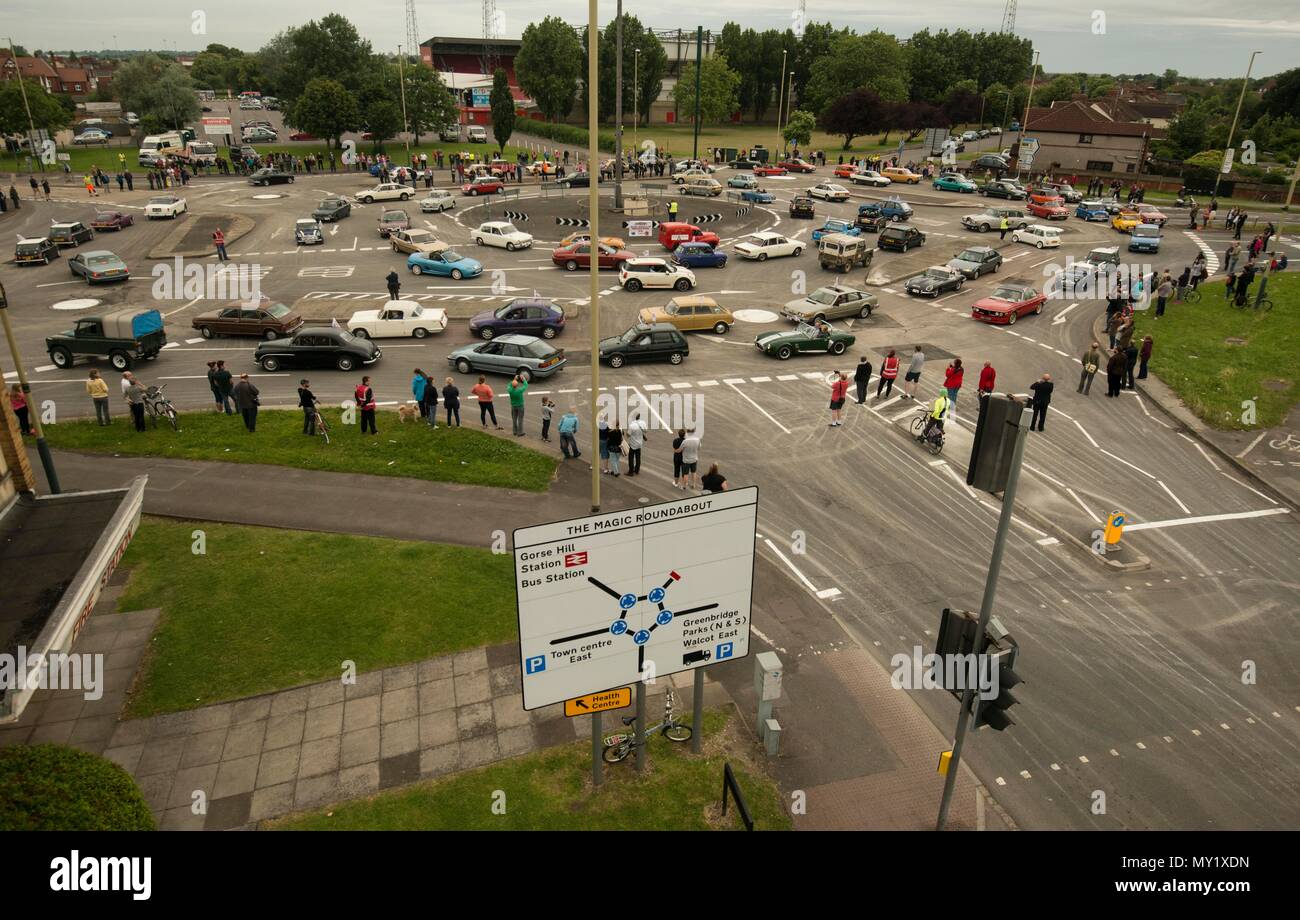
[763,719,781,756]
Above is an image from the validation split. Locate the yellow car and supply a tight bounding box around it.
[637,295,734,334]
[881,166,922,184]
[560,231,627,250]
[1111,211,1142,233]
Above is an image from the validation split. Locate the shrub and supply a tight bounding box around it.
[515,119,616,153]
[0,744,155,830]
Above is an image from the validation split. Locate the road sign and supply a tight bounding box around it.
[1221,148,1235,174]
[202,117,233,136]
[1020,137,1039,155]
[626,219,653,238]
[922,127,948,156]
[1104,511,1127,545]
[564,687,632,717]
[513,486,759,710]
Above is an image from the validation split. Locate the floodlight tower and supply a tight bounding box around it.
[483,0,500,69]
[405,0,420,64]
[1001,0,1017,33]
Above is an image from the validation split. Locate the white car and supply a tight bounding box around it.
[734,231,803,261]
[145,195,188,219]
[526,160,558,176]
[356,183,415,204]
[1012,224,1063,249]
[808,182,850,202]
[470,221,533,251]
[672,168,711,185]
[418,190,455,212]
[618,258,696,293]
[849,170,891,188]
[347,300,448,339]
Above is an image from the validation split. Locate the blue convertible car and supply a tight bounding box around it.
[407,246,483,280]
[672,241,728,268]
[740,188,775,203]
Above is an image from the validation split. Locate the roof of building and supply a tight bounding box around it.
[1024,102,1164,139]
[1,56,59,79]
[421,36,524,51]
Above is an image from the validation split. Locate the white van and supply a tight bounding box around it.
[182,139,219,166]
[1012,224,1062,249]
[466,125,487,144]
[139,132,184,166]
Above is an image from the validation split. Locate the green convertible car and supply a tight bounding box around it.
[755,322,856,360]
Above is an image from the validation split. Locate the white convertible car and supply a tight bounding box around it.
[346,300,448,339]
[145,195,187,219]
[470,221,533,251]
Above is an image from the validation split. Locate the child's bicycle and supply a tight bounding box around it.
[601,688,693,763]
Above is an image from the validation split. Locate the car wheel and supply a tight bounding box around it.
[625,279,642,292]
[506,242,515,252]
[608,354,625,368]
[541,326,557,339]
[957,278,965,291]
[456,358,473,374]
[776,345,793,360]
[412,327,428,339]
[392,243,400,252]
[1007,311,1017,325]
[793,247,802,257]
[757,252,767,262]
[400,193,409,200]
[518,367,533,382]
[361,196,372,204]
[712,322,729,335]
[289,177,295,183]
[451,269,463,280]
[1034,301,1043,315]
[336,355,356,372]
[479,327,496,340]
[352,328,369,339]
[474,237,484,246]
[565,260,578,271]
[109,351,131,371]
[410,264,423,275]
[1036,241,1045,249]
[470,189,478,196]
[978,223,989,232]
[50,348,72,368]
[674,278,692,291]
[263,328,279,341]
[831,341,846,355]
[668,352,684,365]
[858,305,873,319]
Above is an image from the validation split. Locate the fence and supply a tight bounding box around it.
[720,762,754,831]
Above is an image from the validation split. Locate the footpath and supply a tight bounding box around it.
[20,448,1012,831]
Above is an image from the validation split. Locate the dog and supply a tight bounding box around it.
[396,404,419,423]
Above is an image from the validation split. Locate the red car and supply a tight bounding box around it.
[778,158,816,173]
[90,210,134,231]
[551,241,633,271]
[288,131,317,141]
[753,164,788,177]
[971,281,1046,325]
[832,163,856,178]
[1135,204,1168,227]
[462,177,505,196]
[1026,196,1069,220]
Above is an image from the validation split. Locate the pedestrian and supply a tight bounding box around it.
[943,359,964,416]
[558,406,580,458]
[1124,340,1139,390]
[205,361,222,411]
[626,413,646,474]
[668,200,679,221]
[1028,374,1053,431]
[540,397,555,442]
[125,169,133,191]
[1138,336,1153,380]
[1078,342,1102,394]
[680,427,702,490]
[1175,266,1191,302]
[422,371,439,427]
[209,360,233,414]
[213,227,228,262]
[672,428,686,487]
[606,420,624,476]
[298,379,318,434]
[853,356,872,404]
[1105,349,1126,397]
[1225,272,1237,301]
[354,376,377,434]
[470,375,500,428]
[700,462,729,493]
[902,346,925,400]
[386,270,401,301]
[1117,315,1136,352]
[1155,275,1173,318]
[877,349,899,399]
[442,377,461,427]
[41,178,50,200]
[7,185,19,210]
[827,371,849,427]
[125,376,148,432]
[978,361,996,400]
[1233,211,1246,240]
[232,373,260,431]
[1224,242,1240,275]
[80,368,111,425]
[8,384,31,435]
[29,176,39,199]
[999,215,1009,240]
[411,367,428,421]
[507,374,528,436]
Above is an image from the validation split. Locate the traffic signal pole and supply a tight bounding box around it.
[935,402,1029,831]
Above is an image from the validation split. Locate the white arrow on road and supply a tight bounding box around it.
[1052,302,1079,325]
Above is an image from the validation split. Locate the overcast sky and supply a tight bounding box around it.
[8,0,1298,79]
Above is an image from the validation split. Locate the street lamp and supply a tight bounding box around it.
[0,281,61,493]
[1217,50,1262,199]
[634,48,640,159]
[784,70,795,154]
[398,45,411,161]
[775,50,788,154]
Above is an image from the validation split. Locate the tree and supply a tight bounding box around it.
[805,32,909,115]
[670,55,741,126]
[906,29,959,104]
[490,68,516,155]
[820,89,885,149]
[403,66,457,145]
[1260,67,1300,120]
[257,14,373,106]
[293,78,361,152]
[516,17,583,122]
[1035,74,1081,106]
[0,79,70,138]
[111,54,199,131]
[1165,101,1209,159]
[792,22,842,106]
[782,110,816,148]
[942,82,982,126]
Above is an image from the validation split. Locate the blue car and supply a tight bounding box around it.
[811,219,861,243]
[672,241,728,268]
[1127,224,1162,253]
[728,174,758,189]
[1075,200,1110,222]
[407,247,482,280]
[741,189,775,203]
[859,197,913,222]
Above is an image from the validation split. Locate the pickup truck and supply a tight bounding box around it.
[46,308,166,371]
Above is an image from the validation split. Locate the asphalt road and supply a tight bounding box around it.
[3,163,1296,830]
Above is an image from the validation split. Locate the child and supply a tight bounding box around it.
[540,397,555,442]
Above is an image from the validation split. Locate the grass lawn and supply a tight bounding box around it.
[44,406,556,492]
[117,518,518,716]
[1135,271,1298,430]
[608,123,904,160]
[266,709,792,830]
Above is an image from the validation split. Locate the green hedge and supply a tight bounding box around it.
[0,744,155,830]
[515,120,616,153]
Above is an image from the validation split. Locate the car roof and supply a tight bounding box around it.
[957,245,994,254]
[495,334,546,345]
[17,237,51,244]
[667,295,719,308]
[626,257,668,266]
[80,250,118,258]
[1028,224,1061,232]
[50,221,80,228]
[748,231,784,240]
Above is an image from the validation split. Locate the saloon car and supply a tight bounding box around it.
[1026,196,1069,220]
[877,224,926,252]
[1111,211,1143,233]
[778,158,817,174]
[753,164,788,177]
[389,228,443,255]
[947,245,1003,279]
[468,298,567,340]
[551,241,633,271]
[782,285,876,323]
[1134,204,1168,228]
[734,231,803,261]
[418,190,456,212]
[254,327,380,372]
[346,301,448,338]
[961,207,1029,233]
[356,183,415,204]
[789,196,816,219]
[1128,223,1162,253]
[471,221,533,251]
[849,170,892,187]
[378,209,411,237]
[448,334,566,380]
[559,232,627,251]
[312,197,351,222]
[978,179,1027,200]
[881,166,922,184]
[755,322,856,360]
[859,197,913,222]
[971,281,1046,325]
[808,182,850,202]
[248,167,294,185]
[68,251,129,284]
[598,323,690,368]
[192,300,304,339]
[933,174,978,193]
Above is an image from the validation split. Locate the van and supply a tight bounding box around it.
[466,125,487,143]
[138,134,171,165]
[682,177,722,197]
[818,233,874,273]
[439,125,460,142]
[182,139,219,166]
[657,222,721,251]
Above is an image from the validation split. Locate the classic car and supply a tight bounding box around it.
[1111,211,1142,233]
[461,177,505,196]
[248,167,294,185]
[47,308,165,371]
[15,237,61,265]
[48,221,95,246]
[355,183,415,203]
[789,196,816,219]
[254,327,380,372]
[346,301,449,338]
[145,195,188,219]
[470,221,533,251]
[1075,200,1111,221]
[637,296,734,335]
[740,188,775,203]
[808,182,850,202]
[559,232,627,250]
[782,285,876,323]
[849,170,892,187]
[971,281,1046,325]
[90,211,135,231]
[418,190,456,212]
[734,231,803,260]
[658,223,721,250]
[755,321,856,360]
[1128,223,1162,253]
[1011,224,1062,248]
[67,251,129,284]
[881,166,922,184]
[961,207,1030,233]
[671,241,728,269]
[859,197,913,222]
[295,219,324,245]
[390,228,443,255]
[877,224,927,252]
[728,173,759,189]
[811,219,861,243]
[978,179,1027,199]
[598,323,690,368]
[778,158,817,173]
[753,164,789,177]
[192,300,304,339]
[447,334,566,380]
[1026,196,1070,220]
[378,209,411,237]
[551,241,633,271]
[948,246,1003,279]
[905,266,966,297]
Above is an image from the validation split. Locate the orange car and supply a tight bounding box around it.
[833,163,856,178]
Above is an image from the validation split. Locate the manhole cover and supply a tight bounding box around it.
[1261,378,1289,392]
[1224,336,1247,346]
[51,298,100,311]
[251,194,283,200]
[733,308,779,323]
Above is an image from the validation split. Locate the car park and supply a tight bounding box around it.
[47,308,166,371]
[961,206,1029,233]
[347,301,448,339]
[461,176,505,196]
[378,209,410,237]
[619,258,696,292]
[756,322,855,360]
[740,188,776,203]
[808,182,850,202]
[599,323,690,367]
[242,127,277,142]
[877,224,926,252]
[1111,211,1142,233]
[90,211,134,231]
[849,169,892,187]
[15,237,61,265]
[933,174,978,193]
[859,197,913,222]
[782,285,876,323]
[256,327,380,372]
[778,158,817,174]
[637,296,734,335]
[818,234,874,273]
[734,231,803,261]
[948,246,1003,279]
[417,190,455,212]
[881,166,922,184]
[552,241,633,271]
[469,298,567,340]
[1128,223,1162,253]
[1074,200,1110,221]
[288,132,318,141]
[192,300,305,339]
[811,218,861,243]
[1134,204,1168,227]
[389,228,443,255]
[753,164,788,177]
[1027,195,1069,220]
[971,281,1046,325]
[471,221,533,251]
[728,173,758,189]
[356,183,415,203]
[408,245,482,279]
[658,222,721,251]
[978,178,1027,199]
[961,130,979,143]
[48,221,95,247]
[313,197,352,221]
[905,266,965,297]
[67,251,128,284]
[294,219,323,245]
[1011,224,1062,248]
[449,334,566,380]
[789,196,816,219]
[672,241,728,269]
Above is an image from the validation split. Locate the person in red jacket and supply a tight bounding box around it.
[828,371,849,427]
[943,358,964,416]
[354,376,377,435]
[977,361,996,400]
[876,350,900,399]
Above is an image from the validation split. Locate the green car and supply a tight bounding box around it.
[755,322,855,360]
[933,174,977,193]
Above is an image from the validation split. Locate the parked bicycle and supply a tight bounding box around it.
[601,688,693,763]
[143,383,179,431]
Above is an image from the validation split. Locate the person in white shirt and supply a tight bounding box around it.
[625,417,648,476]
[119,371,135,399]
[680,428,701,490]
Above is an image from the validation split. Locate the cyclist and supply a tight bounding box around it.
[922,391,949,442]
[298,378,318,435]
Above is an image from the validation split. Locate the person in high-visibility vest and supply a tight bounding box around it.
[668,200,678,220]
[922,392,949,440]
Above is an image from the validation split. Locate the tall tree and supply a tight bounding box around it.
[805,32,909,115]
[112,54,199,130]
[516,17,583,122]
[293,77,360,152]
[792,22,842,105]
[258,14,373,106]
[403,66,457,145]
[490,68,516,155]
[781,109,816,148]
[820,89,886,149]
[0,78,69,137]
[670,55,741,125]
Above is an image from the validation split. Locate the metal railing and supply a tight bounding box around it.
[720,762,755,831]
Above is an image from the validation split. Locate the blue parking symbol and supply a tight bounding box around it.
[525,655,546,675]
[716,642,734,660]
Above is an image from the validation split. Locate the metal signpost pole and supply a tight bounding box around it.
[635,681,646,773]
[592,711,603,786]
[1216,51,1261,200]
[775,50,787,154]
[935,404,1029,830]
[587,0,601,514]
[692,667,704,753]
[691,27,703,162]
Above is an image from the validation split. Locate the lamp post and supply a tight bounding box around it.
[998,90,1012,133]
[633,48,641,158]
[785,71,795,153]
[9,36,45,174]
[0,281,60,493]
[775,49,788,154]
[614,0,624,210]
[1216,50,1262,199]
[586,0,600,514]
[1017,51,1041,178]
[398,46,411,161]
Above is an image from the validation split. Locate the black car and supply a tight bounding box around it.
[254,327,380,372]
[729,158,761,170]
[979,179,1027,200]
[598,322,690,368]
[973,154,1011,172]
[904,266,965,297]
[789,196,816,219]
[877,224,926,252]
[249,168,295,186]
[15,238,61,265]
[312,197,352,221]
[556,173,592,188]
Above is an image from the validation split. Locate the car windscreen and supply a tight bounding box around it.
[85,255,118,267]
[956,250,984,262]
[619,328,641,344]
[94,212,117,221]
[149,197,172,205]
[925,269,949,279]
[990,287,1024,301]
[442,250,464,262]
[807,290,836,305]
[383,211,406,220]
[1132,227,1158,237]
[266,304,292,318]
[16,242,44,253]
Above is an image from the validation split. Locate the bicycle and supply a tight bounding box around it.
[601,688,693,763]
[910,408,945,455]
[311,405,330,445]
[1180,287,1202,304]
[143,384,179,431]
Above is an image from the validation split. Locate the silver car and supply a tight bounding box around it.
[446,333,567,381]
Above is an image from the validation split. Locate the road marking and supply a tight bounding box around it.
[1124,507,1290,532]
[1073,419,1100,449]
[670,382,692,389]
[697,380,719,387]
[1036,537,1060,546]
[777,374,799,381]
[1236,431,1267,459]
[727,380,790,434]
[1051,302,1079,325]
[750,376,771,383]
[890,407,916,423]
[1099,447,1155,480]
[723,377,746,385]
[762,537,840,599]
[1157,480,1191,514]
[1216,470,1277,505]
[34,364,55,372]
[184,337,205,345]
[641,384,665,391]
[163,296,203,318]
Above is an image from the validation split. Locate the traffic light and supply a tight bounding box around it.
[967,394,1026,493]
[971,641,1021,731]
[935,607,1022,731]
[935,607,978,661]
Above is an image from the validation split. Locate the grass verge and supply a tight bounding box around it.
[44,406,556,492]
[1135,271,1298,429]
[117,518,518,716]
[266,709,792,830]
